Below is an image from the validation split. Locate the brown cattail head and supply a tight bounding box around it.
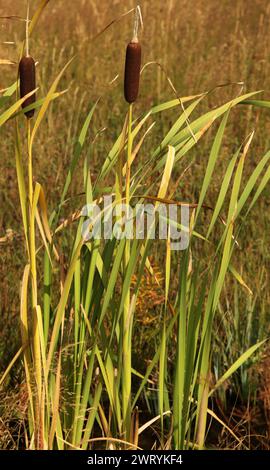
[124,39,141,104]
[19,56,36,119]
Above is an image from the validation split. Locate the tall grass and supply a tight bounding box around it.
[0,1,270,450]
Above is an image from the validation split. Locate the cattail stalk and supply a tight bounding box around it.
[122,5,142,443]
[23,1,43,449]
[26,1,29,57]
[122,104,133,440]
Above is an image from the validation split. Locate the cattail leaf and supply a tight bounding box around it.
[132,312,177,409]
[58,99,99,216]
[155,117,214,173]
[157,145,175,199]
[173,251,188,448]
[209,340,266,396]
[97,239,126,329]
[240,99,270,109]
[46,238,83,374]
[214,132,254,253]
[98,111,151,182]
[171,91,261,148]
[207,407,247,448]
[237,149,270,217]
[0,346,24,387]
[154,95,205,157]
[95,349,120,424]
[29,0,50,36]
[81,384,103,449]
[11,90,67,120]
[165,228,171,305]
[49,349,62,449]
[150,93,204,114]
[35,209,53,266]
[0,59,16,65]
[30,57,74,147]
[212,220,234,311]
[228,264,253,296]
[227,132,254,225]
[159,320,167,437]
[15,122,29,250]
[20,264,35,423]
[35,304,47,392]
[0,88,37,127]
[196,109,230,221]
[206,148,240,238]
[20,264,30,350]
[38,184,60,261]
[0,82,17,108]
[122,122,155,176]
[245,160,270,216]
[138,411,171,436]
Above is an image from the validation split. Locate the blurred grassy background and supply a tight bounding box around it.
[1,0,270,381]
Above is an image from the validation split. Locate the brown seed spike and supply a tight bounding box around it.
[19,56,36,119]
[124,40,141,104]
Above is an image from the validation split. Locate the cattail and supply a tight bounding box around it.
[19,56,36,119]
[124,39,141,104]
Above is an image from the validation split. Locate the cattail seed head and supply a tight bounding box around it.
[124,40,141,104]
[19,56,36,119]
